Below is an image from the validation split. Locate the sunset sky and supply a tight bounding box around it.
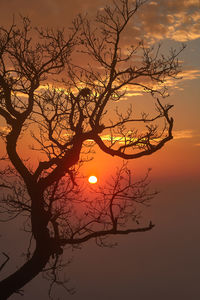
[0,0,200,299]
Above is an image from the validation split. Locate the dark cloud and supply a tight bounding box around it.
[0,0,109,27]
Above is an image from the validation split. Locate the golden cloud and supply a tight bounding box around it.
[99,130,199,146]
[0,126,11,135]
[118,68,200,98]
[173,130,195,139]
[180,69,200,81]
[138,0,200,42]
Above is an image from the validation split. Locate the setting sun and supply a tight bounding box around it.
[88,175,98,184]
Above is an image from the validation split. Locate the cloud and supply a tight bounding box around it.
[0,0,110,27]
[165,12,200,42]
[157,69,200,91]
[119,68,200,98]
[0,0,199,100]
[99,130,199,147]
[173,130,196,139]
[180,69,200,81]
[137,0,200,42]
[0,0,199,43]
[0,126,11,135]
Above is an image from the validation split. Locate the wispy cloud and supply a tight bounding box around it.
[120,68,200,99]
[180,69,200,81]
[173,130,196,139]
[99,130,199,145]
[101,135,129,144]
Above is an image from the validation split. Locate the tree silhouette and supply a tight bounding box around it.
[0,0,185,298]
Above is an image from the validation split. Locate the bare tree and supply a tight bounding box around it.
[0,0,185,298]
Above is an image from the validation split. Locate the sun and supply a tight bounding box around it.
[88,175,98,184]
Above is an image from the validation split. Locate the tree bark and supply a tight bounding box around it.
[0,244,51,299]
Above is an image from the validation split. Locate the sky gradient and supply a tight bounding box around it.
[0,0,200,299]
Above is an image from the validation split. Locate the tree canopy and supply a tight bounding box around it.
[0,0,185,298]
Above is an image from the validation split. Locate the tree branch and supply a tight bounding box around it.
[60,222,155,246]
[0,252,10,272]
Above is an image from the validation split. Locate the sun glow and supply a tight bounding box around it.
[88,175,98,184]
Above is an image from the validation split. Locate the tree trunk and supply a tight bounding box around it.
[0,244,51,299]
